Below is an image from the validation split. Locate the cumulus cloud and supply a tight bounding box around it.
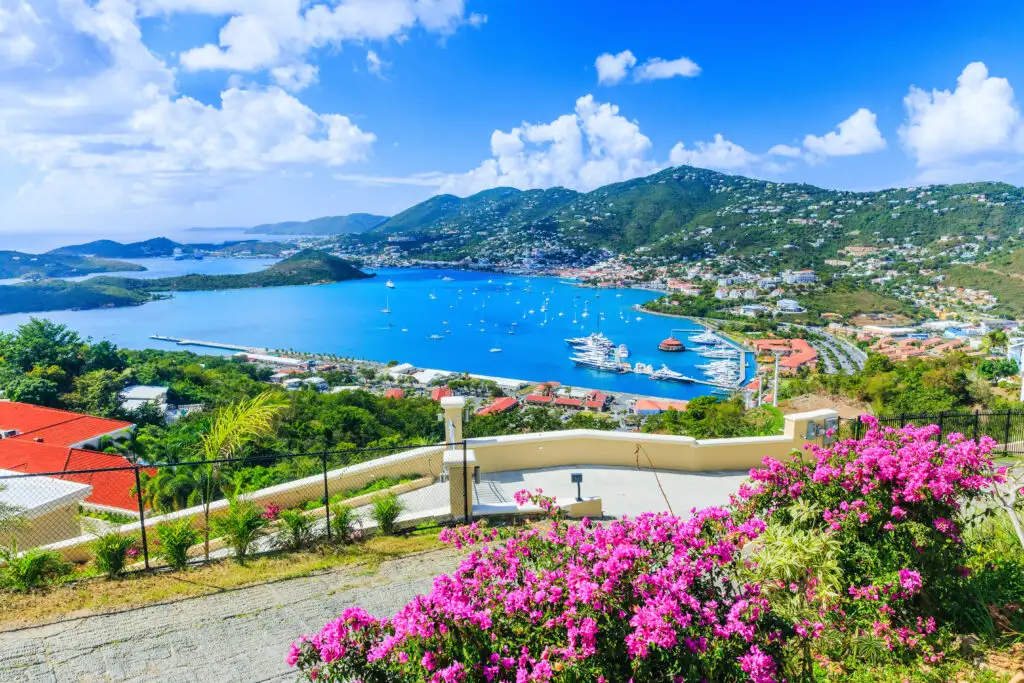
[900,61,1024,168]
[270,63,319,92]
[767,144,803,158]
[439,95,661,195]
[669,134,759,171]
[595,50,636,85]
[802,108,886,159]
[634,56,701,81]
[143,0,480,75]
[0,0,375,225]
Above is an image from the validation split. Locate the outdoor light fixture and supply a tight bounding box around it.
[571,472,583,502]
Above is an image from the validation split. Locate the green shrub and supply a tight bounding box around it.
[277,510,316,551]
[330,504,358,544]
[92,533,138,579]
[0,544,72,592]
[370,493,404,536]
[212,499,269,564]
[155,518,200,570]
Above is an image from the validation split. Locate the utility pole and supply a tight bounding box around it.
[772,351,781,408]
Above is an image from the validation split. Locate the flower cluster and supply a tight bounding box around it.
[262,503,282,521]
[291,491,779,682]
[289,423,1004,681]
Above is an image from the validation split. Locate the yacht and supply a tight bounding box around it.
[699,347,739,359]
[490,347,503,353]
[441,276,455,281]
[650,365,689,382]
[617,343,630,358]
[429,334,444,340]
[633,362,654,375]
[385,280,395,289]
[570,352,627,373]
[381,296,391,314]
[689,331,721,345]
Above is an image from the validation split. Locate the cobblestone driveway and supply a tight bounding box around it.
[0,549,463,683]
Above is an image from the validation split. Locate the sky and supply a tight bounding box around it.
[3,0,1024,241]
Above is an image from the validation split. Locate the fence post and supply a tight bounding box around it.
[1005,409,1013,456]
[322,453,331,541]
[133,465,150,570]
[854,415,862,441]
[973,409,980,442]
[937,412,945,443]
[462,440,470,524]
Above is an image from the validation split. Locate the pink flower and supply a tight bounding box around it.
[898,569,922,595]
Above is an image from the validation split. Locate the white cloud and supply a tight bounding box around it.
[767,144,803,158]
[634,56,701,82]
[439,95,660,195]
[144,0,480,74]
[802,108,886,159]
[366,49,387,78]
[0,0,375,227]
[669,134,758,171]
[596,50,701,85]
[270,63,319,92]
[900,62,1024,168]
[0,1,42,66]
[595,50,636,85]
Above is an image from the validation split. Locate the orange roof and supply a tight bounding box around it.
[14,416,132,448]
[0,402,131,443]
[383,389,405,399]
[430,386,453,401]
[553,397,583,408]
[0,440,151,512]
[779,339,817,369]
[476,397,519,416]
[634,399,689,413]
[525,394,554,404]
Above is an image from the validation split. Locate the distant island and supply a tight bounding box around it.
[0,250,372,315]
[0,251,144,280]
[244,213,388,236]
[50,237,289,260]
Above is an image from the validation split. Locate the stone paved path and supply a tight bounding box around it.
[0,549,463,683]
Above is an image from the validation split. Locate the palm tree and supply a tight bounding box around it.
[196,391,285,560]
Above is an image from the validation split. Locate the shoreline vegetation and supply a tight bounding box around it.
[0,250,372,316]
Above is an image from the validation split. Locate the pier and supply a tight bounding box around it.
[150,335,263,353]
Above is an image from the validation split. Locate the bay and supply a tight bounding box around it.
[0,261,754,400]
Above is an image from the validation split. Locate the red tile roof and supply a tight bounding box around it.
[383,389,405,399]
[0,402,141,511]
[585,400,605,410]
[476,397,519,416]
[0,401,131,446]
[0,440,150,512]
[634,399,689,414]
[524,394,554,404]
[553,397,583,408]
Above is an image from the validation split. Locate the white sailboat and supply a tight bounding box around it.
[381,296,391,314]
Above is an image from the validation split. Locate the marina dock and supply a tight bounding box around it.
[150,335,264,353]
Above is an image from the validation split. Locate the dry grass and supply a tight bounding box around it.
[0,534,443,630]
[779,391,870,418]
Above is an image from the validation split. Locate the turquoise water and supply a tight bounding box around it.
[0,261,753,400]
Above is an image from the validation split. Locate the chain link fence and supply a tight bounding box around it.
[0,441,471,570]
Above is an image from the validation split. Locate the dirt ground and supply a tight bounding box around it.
[779,392,870,418]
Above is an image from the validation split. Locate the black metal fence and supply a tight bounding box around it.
[0,440,470,571]
[837,410,1024,456]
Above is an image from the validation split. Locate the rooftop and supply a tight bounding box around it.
[0,468,92,520]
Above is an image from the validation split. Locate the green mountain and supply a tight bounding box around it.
[0,250,372,315]
[0,251,144,280]
[49,237,182,259]
[245,213,388,236]
[364,166,1024,267]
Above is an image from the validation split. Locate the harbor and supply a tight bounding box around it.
[0,266,755,401]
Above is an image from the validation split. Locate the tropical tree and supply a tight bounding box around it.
[984,329,1010,353]
[196,391,285,560]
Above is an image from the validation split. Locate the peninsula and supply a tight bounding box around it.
[0,250,372,315]
[0,251,144,280]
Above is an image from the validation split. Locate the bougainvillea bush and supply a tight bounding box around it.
[289,420,1010,682]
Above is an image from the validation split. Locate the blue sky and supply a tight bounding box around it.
[2,0,1024,239]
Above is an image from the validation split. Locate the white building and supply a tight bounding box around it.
[777,299,805,313]
[783,269,817,285]
[120,385,169,414]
